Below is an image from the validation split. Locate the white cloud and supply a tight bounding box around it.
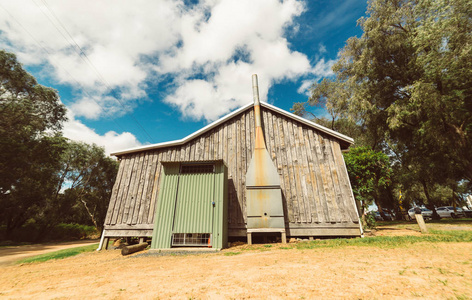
[0,0,181,118]
[312,58,336,77]
[160,0,310,121]
[1,0,328,124]
[62,110,142,156]
[296,58,337,96]
[319,44,327,54]
[297,80,313,96]
[70,98,103,119]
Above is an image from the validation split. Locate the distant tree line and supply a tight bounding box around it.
[0,50,118,242]
[293,0,472,221]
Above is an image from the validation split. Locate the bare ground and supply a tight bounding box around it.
[1,226,471,299]
[0,240,99,266]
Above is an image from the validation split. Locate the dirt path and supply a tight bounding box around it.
[1,224,471,298]
[0,239,99,266]
[0,242,471,299]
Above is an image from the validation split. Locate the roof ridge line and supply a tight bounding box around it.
[111,101,353,156]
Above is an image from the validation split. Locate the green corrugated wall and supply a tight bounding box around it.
[151,161,228,249]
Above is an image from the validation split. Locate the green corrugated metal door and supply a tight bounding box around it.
[151,163,180,248]
[172,170,214,234]
[151,162,227,250]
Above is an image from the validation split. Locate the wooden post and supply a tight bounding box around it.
[415,210,428,233]
[247,232,252,245]
[103,237,110,250]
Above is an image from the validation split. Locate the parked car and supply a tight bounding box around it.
[463,208,472,218]
[436,206,465,218]
[368,211,383,221]
[408,207,433,220]
[382,208,396,219]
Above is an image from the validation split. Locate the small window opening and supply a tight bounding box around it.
[180,164,214,174]
[172,233,211,247]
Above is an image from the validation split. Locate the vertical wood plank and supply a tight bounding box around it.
[180,142,186,161]
[189,140,196,161]
[235,117,242,224]
[296,124,312,224]
[318,133,341,223]
[304,129,324,223]
[281,117,297,222]
[223,120,232,224]
[218,125,223,161]
[148,151,165,223]
[290,121,307,223]
[333,141,359,222]
[184,142,191,161]
[325,138,346,222]
[197,136,205,160]
[229,119,237,225]
[203,132,210,160]
[286,119,302,223]
[104,157,125,225]
[139,151,159,224]
[110,156,130,225]
[113,154,137,224]
[240,112,247,223]
[271,111,290,224]
[266,110,277,164]
[124,152,144,224]
[328,139,351,222]
[213,129,218,160]
[309,130,331,223]
[131,152,150,224]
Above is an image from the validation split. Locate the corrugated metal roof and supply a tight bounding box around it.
[111,102,354,157]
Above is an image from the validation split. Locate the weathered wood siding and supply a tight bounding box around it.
[104,106,360,236]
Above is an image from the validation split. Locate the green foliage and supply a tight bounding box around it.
[16,243,98,264]
[364,212,377,229]
[57,141,119,232]
[294,229,472,250]
[223,252,242,256]
[296,0,472,209]
[0,222,98,243]
[344,146,392,208]
[0,50,67,195]
[50,223,98,240]
[0,50,118,241]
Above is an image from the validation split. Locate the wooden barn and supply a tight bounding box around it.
[99,79,362,250]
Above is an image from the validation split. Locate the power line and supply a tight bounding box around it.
[2,1,155,143]
[0,2,128,135]
[35,0,155,143]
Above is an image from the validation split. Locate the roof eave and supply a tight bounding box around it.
[111,102,254,157]
[111,101,354,157]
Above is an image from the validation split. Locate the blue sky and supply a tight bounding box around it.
[0,0,366,155]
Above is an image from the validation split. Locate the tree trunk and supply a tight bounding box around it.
[421,179,441,220]
[375,200,389,220]
[80,199,99,230]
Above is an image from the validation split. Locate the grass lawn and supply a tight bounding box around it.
[16,243,99,264]
[13,218,472,263]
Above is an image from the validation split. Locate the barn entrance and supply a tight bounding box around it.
[171,164,215,246]
[151,161,228,250]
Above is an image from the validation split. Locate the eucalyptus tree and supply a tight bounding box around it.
[0,50,67,238]
[297,0,472,207]
[57,141,118,232]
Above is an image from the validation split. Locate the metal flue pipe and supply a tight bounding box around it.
[245,74,285,234]
[252,74,266,154]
